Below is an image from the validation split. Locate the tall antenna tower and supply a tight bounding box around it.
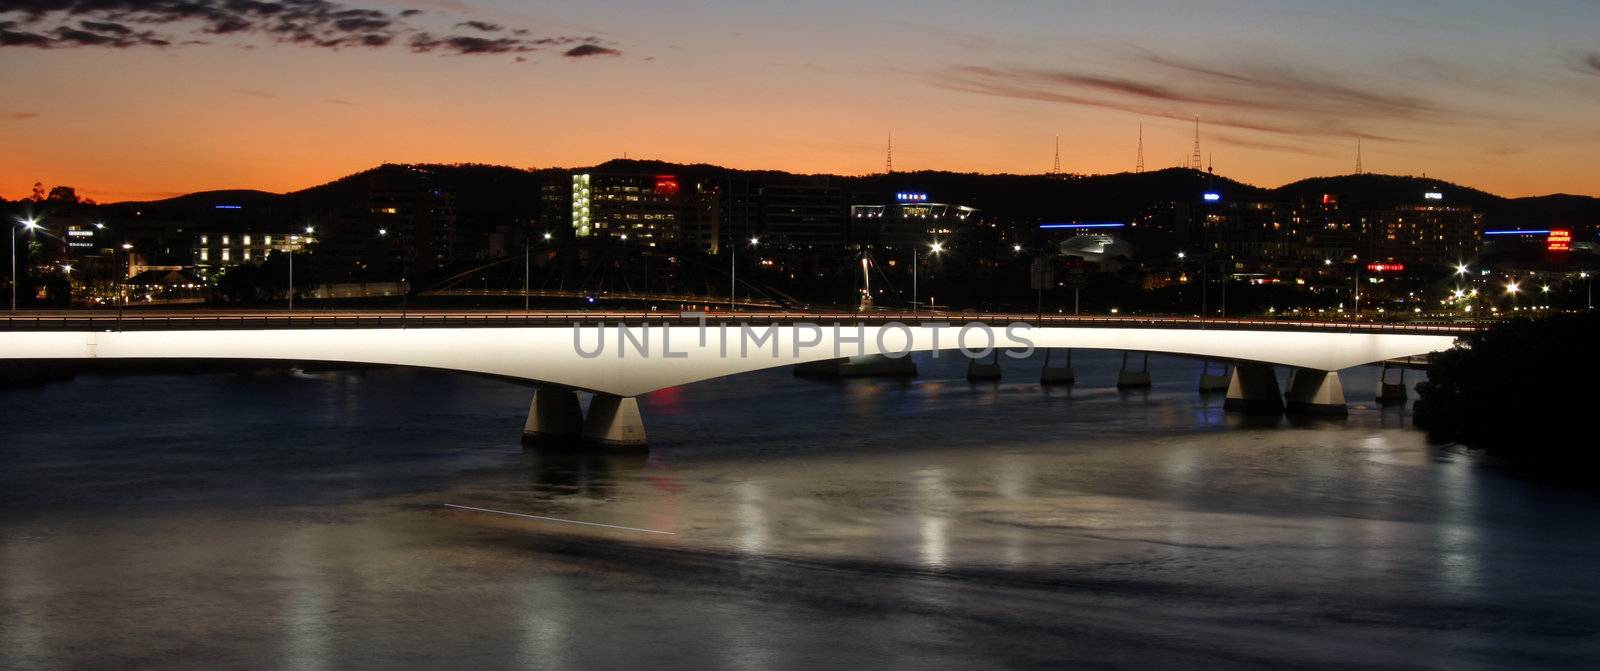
[1208,152,1214,174]
[1355,138,1363,175]
[1052,135,1061,174]
[1189,116,1202,171]
[885,132,894,174]
[1136,123,1144,173]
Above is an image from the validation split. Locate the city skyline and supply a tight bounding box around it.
[3,1,1600,202]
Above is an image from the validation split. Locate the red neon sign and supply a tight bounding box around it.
[1547,229,1571,252]
[1365,262,1405,273]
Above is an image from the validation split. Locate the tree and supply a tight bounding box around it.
[1414,313,1600,468]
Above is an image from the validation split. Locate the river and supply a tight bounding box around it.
[2,351,1597,669]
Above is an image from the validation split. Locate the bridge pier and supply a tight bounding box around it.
[1223,363,1284,413]
[966,350,1002,381]
[794,353,918,377]
[1198,361,1231,393]
[522,387,585,447]
[1040,348,1075,385]
[582,395,648,450]
[1116,352,1152,389]
[1377,363,1408,405]
[1284,368,1348,416]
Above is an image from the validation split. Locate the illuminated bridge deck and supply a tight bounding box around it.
[0,310,1482,336]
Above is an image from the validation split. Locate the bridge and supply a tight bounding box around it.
[0,310,1471,449]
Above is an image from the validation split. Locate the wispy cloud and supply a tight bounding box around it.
[7,111,39,120]
[936,50,1492,144]
[0,1,619,59]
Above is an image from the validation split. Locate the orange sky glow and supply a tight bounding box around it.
[2,1,1598,202]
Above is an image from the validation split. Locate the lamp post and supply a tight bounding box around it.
[1583,271,1592,310]
[731,236,757,310]
[11,217,40,312]
[288,225,314,311]
[117,243,133,324]
[914,241,942,314]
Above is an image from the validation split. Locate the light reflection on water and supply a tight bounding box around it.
[1,350,1598,668]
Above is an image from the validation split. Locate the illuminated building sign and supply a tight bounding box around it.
[214,204,242,209]
[1321,194,1337,205]
[1423,192,1444,200]
[1484,229,1550,236]
[571,174,592,237]
[654,174,680,196]
[1548,229,1572,252]
[1202,192,1221,202]
[895,192,928,202]
[1365,262,1405,273]
[1039,223,1125,229]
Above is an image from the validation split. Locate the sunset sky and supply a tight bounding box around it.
[2,0,1599,202]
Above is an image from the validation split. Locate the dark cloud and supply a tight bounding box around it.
[0,1,616,60]
[565,43,619,58]
[1582,53,1600,76]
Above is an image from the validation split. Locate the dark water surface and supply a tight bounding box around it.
[2,352,1598,669]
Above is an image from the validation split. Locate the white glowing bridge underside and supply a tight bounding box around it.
[0,326,1456,397]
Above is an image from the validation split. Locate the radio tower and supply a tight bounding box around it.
[1189,116,1202,171]
[885,132,894,174]
[1136,123,1144,173]
[1355,138,1363,175]
[1052,135,1061,174]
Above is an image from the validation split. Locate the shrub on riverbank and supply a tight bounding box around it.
[1414,312,1600,465]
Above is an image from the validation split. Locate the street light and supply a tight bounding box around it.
[914,241,943,314]
[289,234,300,311]
[117,243,133,322]
[11,217,41,312]
[730,235,758,309]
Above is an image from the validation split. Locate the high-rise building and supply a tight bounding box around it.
[569,172,681,246]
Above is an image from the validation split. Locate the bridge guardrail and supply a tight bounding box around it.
[0,309,1484,336]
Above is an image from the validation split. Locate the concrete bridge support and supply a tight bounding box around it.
[966,350,1002,381]
[582,395,648,449]
[1284,368,1348,416]
[794,353,917,377]
[1198,361,1231,393]
[1040,348,1075,385]
[1117,352,1152,389]
[1223,363,1283,413]
[1376,363,1408,405]
[522,387,584,446]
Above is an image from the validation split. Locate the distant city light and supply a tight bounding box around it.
[1202,192,1222,202]
[1456,263,1469,275]
[1424,192,1444,200]
[1038,222,1125,229]
[895,192,928,202]
[1548,229,1572,252]
[1483,229,1551,236]
[1012,244,1022,252]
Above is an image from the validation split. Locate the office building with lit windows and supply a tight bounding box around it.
[849,192,978,247]
[570,173,682,246]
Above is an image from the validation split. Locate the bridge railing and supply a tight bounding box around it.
[0,309,1484,336]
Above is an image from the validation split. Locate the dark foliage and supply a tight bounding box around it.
[1414,313,1600,465]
